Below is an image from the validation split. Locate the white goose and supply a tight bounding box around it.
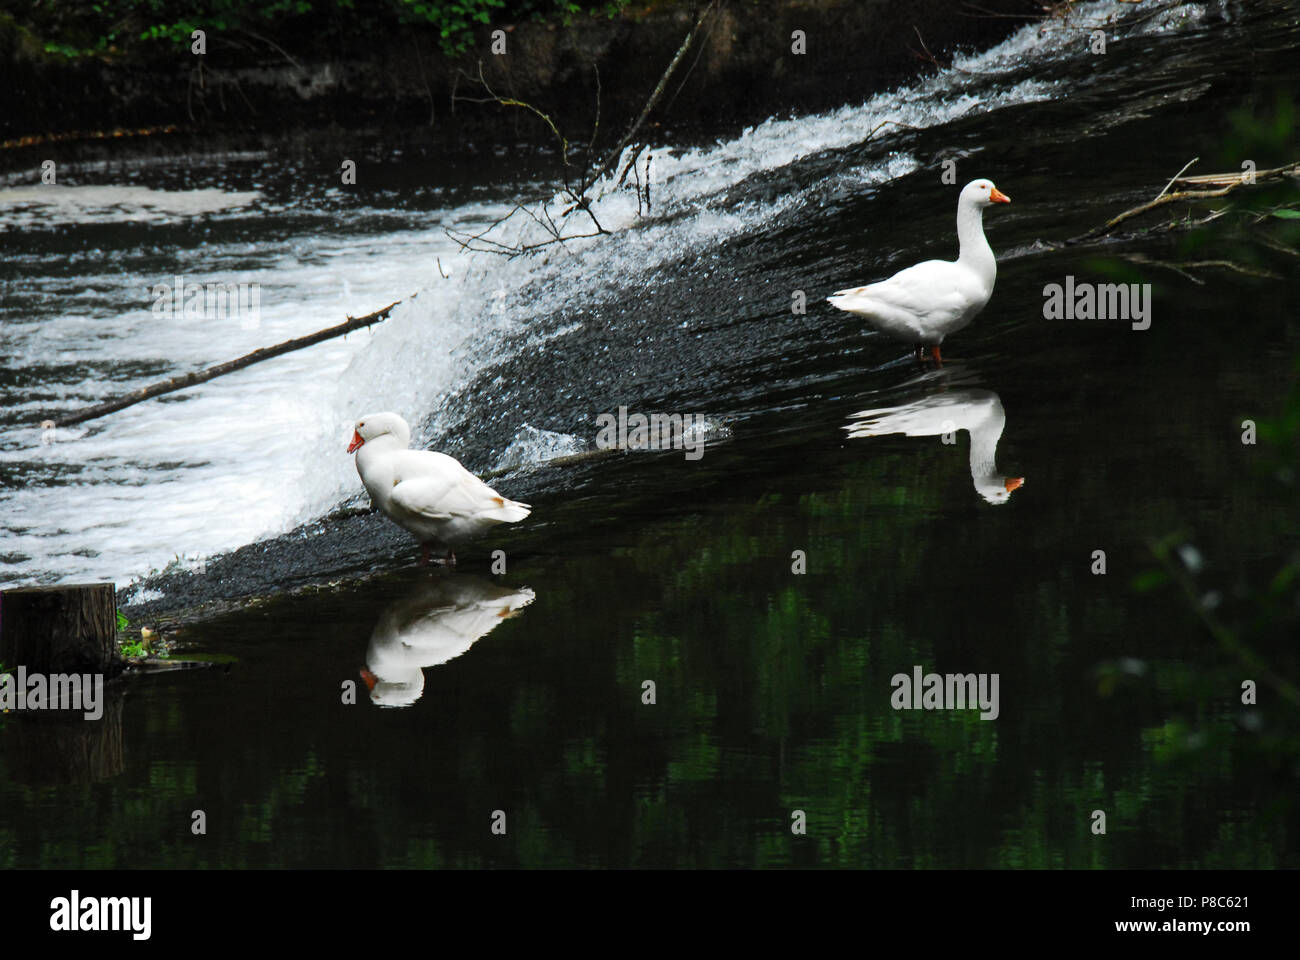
[845,387,1024,504]
[828,179,1010,364]
[348,412,531,563]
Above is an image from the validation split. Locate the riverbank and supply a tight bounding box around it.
[3,0,1047,170]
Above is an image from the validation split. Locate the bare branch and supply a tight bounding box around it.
[1067,158,1299,244]
[444,3,717,258]
[1155,157,1198,201]
[589,0,719,188]
[45,301,401,428]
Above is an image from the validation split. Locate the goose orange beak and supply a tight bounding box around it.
[347,430,363,453]
[990,187,1011,204]
[1005,477,1024,492]
[360,668,377,692]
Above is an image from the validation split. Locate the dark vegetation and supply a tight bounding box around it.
[1116,92,1300,802]
[0,0,1038,153]
[5,0,634,60]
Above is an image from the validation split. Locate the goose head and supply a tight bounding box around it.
[975,474,1025,505]
[962,179,1011,208]
[347,411,411,453]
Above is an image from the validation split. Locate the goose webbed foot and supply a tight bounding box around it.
[912,344,942,366]
[419,544,455,566]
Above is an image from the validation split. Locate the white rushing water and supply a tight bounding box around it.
[0,1,1211,590]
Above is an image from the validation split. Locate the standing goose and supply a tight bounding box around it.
[828,179,1010,364]
[348,412,531,564]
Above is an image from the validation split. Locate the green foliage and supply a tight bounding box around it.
[117,607,163,658]
[397,0,509,53]
[5,0,634,61]
[1222,90,1296,166]
[382,0,633,55]
[1201,93,1300,259]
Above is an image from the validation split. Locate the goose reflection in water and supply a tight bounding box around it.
[360,575,536,707]
[846,386,1024,505]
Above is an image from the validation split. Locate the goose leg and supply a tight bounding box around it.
[421,543,432,566]
[929,345,943,366]
[913,344,927,364]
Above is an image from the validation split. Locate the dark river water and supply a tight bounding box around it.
[2,0,1298,867]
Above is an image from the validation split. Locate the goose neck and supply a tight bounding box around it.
[956,201,996,283]
[357,434,405,470]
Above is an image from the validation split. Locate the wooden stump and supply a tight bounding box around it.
[0,584,123,678]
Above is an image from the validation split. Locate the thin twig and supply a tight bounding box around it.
[665,3,720,113]
[1125,254,1205,285]
[588,0,719,188]
[1126,253,1278,282]
[1155,156,1198,201]
[909,26,1001,76]
[237,28,306,73]
[1073,185,1238,242]
[412,36,436,127]
[445,4,716,258]
[1071,159,1300,243]
[958,2,1049,20]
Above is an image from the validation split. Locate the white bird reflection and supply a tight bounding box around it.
[846,387,1024,504]
[361,575,535,707]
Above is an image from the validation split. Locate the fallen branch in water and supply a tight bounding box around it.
[1068,159,1300,244]
[1123,253,1279,284]
[43,300,401,429]
[445,0,718,257]
[588,0,717,189]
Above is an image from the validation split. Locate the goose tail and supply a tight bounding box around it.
[827,289,883,316]
[486,496,531,523]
